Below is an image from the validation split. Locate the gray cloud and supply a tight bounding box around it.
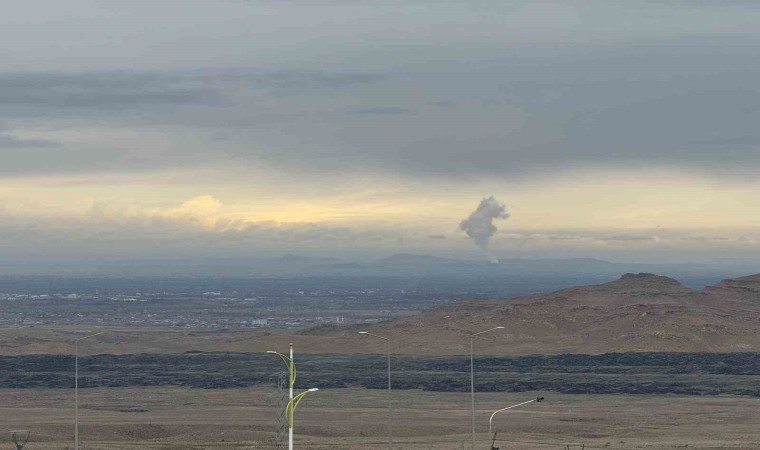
[350,107,411,116]
[691,136,760,146]
[2,2,760,180]
[0,68,389,176]
[0,69,385,116]
[0,132,60,148]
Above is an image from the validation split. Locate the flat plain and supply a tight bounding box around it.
[0,386,758,449]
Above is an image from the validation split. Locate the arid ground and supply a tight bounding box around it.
[0,386,757,449]
[2,273,759,449]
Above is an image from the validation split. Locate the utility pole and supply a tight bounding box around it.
[74,332,103,450]
[359,331,393,449]
[468,327,504,449]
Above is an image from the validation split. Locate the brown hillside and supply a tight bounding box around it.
[701,273,760,306]
[316,273,760,355]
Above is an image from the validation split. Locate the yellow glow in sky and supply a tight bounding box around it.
[1,167,758,235]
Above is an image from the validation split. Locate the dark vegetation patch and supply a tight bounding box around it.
[0,352,758,396]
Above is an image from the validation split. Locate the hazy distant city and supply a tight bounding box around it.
[1,254,753,331]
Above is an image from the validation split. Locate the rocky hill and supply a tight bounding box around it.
[318,272,760,355]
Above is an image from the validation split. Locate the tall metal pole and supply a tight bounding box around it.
[358,331,392,449]
[267,347,298,449]
[468,327,504,450]
[286,388,318,449]
[75,340,79,450]
[289,343,294,450]
[488,397,544,438]
[387,337,392,449]
[470,335,475,450]
[73,332,103,450]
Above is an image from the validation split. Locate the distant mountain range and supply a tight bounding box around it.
[258,252,753,275]
[381,253,623,272]
[235,253,756,290]
[1,253,756,297]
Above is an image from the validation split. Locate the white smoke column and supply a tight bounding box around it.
[459,196,509,262]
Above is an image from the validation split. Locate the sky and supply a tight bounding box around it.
[2,1,760,272]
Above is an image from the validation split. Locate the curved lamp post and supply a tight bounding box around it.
[285,387,319,446]
[74,332,104,450]
[359,331,392,448]
[468,326,504,449]
[488,397,544,450]
[267,344,298,450]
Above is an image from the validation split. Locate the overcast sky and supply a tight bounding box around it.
[3,1,760,272]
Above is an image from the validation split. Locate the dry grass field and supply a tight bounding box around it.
[0,386,757,449]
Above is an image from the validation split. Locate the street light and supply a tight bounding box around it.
[468,326,504,449]
[74,332,104,450]
[488,397,544,450]
[359,331,392,449]
[285,387,319,447]
[267,344,297,450]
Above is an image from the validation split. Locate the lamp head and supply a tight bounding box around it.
[266,351,276,354]
[495,326,505,329]
[359,331,368,334]
[308,388,319,392]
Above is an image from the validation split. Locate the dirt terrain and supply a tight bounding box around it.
[316,272,760,355]
[0,386,757,449]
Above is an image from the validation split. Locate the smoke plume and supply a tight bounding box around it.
[459,196,509,260]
